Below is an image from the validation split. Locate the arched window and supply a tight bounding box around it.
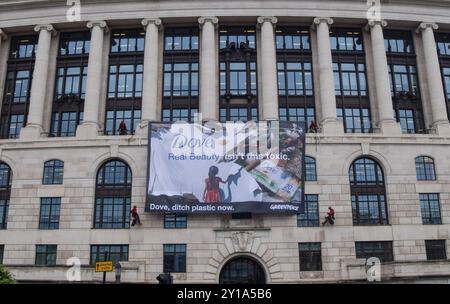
[0,162,12,229]
[415,156,436,181]
[94,159,132,228]
[349,157,388,225]
[305,156,317,181]
[43,160,64,185]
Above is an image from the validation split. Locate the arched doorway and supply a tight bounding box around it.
[219,257,266,284]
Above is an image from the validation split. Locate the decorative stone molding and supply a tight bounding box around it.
[257,16,278,25]
[204,231,283,282]
[365,19,388,31]
[312,17,333,29]
[87,20,108,32]
[142,18,162,29]
[416,22,439,33]
[198,16,219,28]
[231,231,254,251]
[34,24,56,36]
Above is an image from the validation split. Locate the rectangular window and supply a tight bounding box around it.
[0,199,8,229]
[355,241,393,263]
[220,62,257,96]
[111,30,145,53]
[55,66,87,101]
[384,31,414,54]
[162,108,198,122]
[297,195,319,227]
[299,242,322,271]
[165,30,199,51]
[420,193,442,225]
[0,245,4,264]
[334,63,367,97]
[94,197,131,229]
[108,64,143,99]
[337,107,371,133]
[352,194,388,225]
[51,111,83,137]
[396,109,417,134]
[220,28,256,49]
[164,214,187,229]
[90,245,129,266]
[163,244,187,273]
[4,70,32,104]
[39,198,61,230]
[279,107,315,128]
[105,110,141,135]
[277,62,313,96]
[219,107,258,123]
[5,114,25,139]
[330,30,364,51]
[389,64,419,96]
[59,32,91,56]
[10,36,37,59]
[425,240,447,261]
[35,245,57,266]
[163,63,198,97]
[276,29,310,50]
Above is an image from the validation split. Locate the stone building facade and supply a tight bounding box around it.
[0,0,449,283]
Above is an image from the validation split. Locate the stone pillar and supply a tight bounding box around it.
[140,18,162,131]
[198,16,219,121]
[417,22,450,136]
[0,29,6,50]
[257,16,279,121]
[76,21,108,139]
[312,17,343,135]
[366,20,401,135]
[20,24,55,140]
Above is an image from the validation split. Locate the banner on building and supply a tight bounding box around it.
[145,120,305,214]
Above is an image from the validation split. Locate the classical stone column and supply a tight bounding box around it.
[0,29,6,50]
[198,16,219,121]
[366,20,401,135]
[417,22,450,136]
[76,21,108,139]
[140,18,162,130]
[257,16,279,121]
[20,24,56,140]
[312,17,343,135]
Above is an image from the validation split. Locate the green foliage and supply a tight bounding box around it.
[0,265,16,284]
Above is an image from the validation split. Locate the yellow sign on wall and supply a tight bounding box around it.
[95,261,113,272]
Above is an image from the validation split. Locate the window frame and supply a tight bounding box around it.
[425,240,447,261]
[163,244,187,273]
[298,242,322,271]
[162,28,200,122]
[0,36,37,139]
[355,241,394,263]
[331,28,372,134]
[219,26,258,122]
[35,245,57,266]
[0,162,12,230]
[164,214,188,229]
[42,159,64,185]
[385,30,425,134]
[90,244,129,266]
[415,156,437,181]
[419,193,442,225]
[39,197,61,230]
[297,194,319,227]
[349,157,389,226]
[94,159,132,229]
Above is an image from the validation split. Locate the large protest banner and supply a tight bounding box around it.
[145,121,305,214]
